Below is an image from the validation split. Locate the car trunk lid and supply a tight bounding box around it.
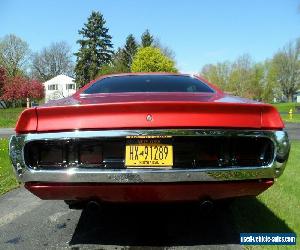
[15,101,284,133]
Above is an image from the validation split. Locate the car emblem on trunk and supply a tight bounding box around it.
[146,114,153,122]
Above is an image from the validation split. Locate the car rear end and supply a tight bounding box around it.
[9,74,290,203]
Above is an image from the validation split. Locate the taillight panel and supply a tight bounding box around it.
[24,136,274,170]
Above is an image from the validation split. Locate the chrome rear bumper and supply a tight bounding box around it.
[9,129,290,183]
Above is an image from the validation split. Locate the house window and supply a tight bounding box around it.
[66,84,75,90]
[48,84,58,91]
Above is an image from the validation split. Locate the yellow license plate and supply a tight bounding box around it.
[125,144,173,167]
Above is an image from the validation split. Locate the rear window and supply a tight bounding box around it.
[83,75,214,94]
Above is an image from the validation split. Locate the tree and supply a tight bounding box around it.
[0,67,6,96]
[98,35,138,75]
[74,11,114,87]
[201,55,265,100]
[227,54,259,98]
[1,76,44,106]
[199,38,300,102]
[31,41,74,82]
[153,38,176,60]
[97,48,129,76]
[141,29,154,47]
[0,34,30,77]
[131,47,177,72]
[120,34,138,71]
[201,62,231,90]
[272,40,300,101]
[0,67,8,108]
[96,31,176,76]
[250,63,265,100]
[260,59,281,102]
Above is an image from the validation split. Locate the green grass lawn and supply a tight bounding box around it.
[280,114,300,123]
[231,141,300,249]
[272,102,298,113]
[272,103,300,123]
[0,108,24,128]
[0,138,19,195]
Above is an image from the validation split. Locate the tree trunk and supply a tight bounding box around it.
[26,97,30,108]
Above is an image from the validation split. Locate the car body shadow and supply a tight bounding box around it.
[230,197,294,233]
[69,197,293,247]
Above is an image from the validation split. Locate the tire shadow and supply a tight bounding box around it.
[69,197,294,247]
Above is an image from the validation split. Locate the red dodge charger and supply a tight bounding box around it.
[9,73,290,207]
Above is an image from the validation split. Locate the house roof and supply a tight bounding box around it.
[43,75,75,86]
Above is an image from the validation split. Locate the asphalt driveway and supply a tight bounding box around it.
[0,128,14,139]
[0,187,243,250]
[284,123,300,140]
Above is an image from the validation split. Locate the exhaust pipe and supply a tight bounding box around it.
[199,200,214,213]
[87,200,102,212]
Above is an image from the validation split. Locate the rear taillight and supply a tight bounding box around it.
[79,143,103,166]
[25,140,104,169]
[173,137,274,168]
[39,142,64,167]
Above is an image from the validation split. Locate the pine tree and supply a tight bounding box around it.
[121,34,138,70]
[98,48,128,75]
[74,11,113,87]
[141,29,154,47]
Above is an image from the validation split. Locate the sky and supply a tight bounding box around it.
[1,0,300,73]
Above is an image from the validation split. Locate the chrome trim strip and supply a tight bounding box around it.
[9,129,290,183]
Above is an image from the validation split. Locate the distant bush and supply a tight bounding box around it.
[131,47,177,73]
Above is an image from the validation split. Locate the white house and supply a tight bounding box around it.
[43,75,76,103]
[296,90,300,103]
